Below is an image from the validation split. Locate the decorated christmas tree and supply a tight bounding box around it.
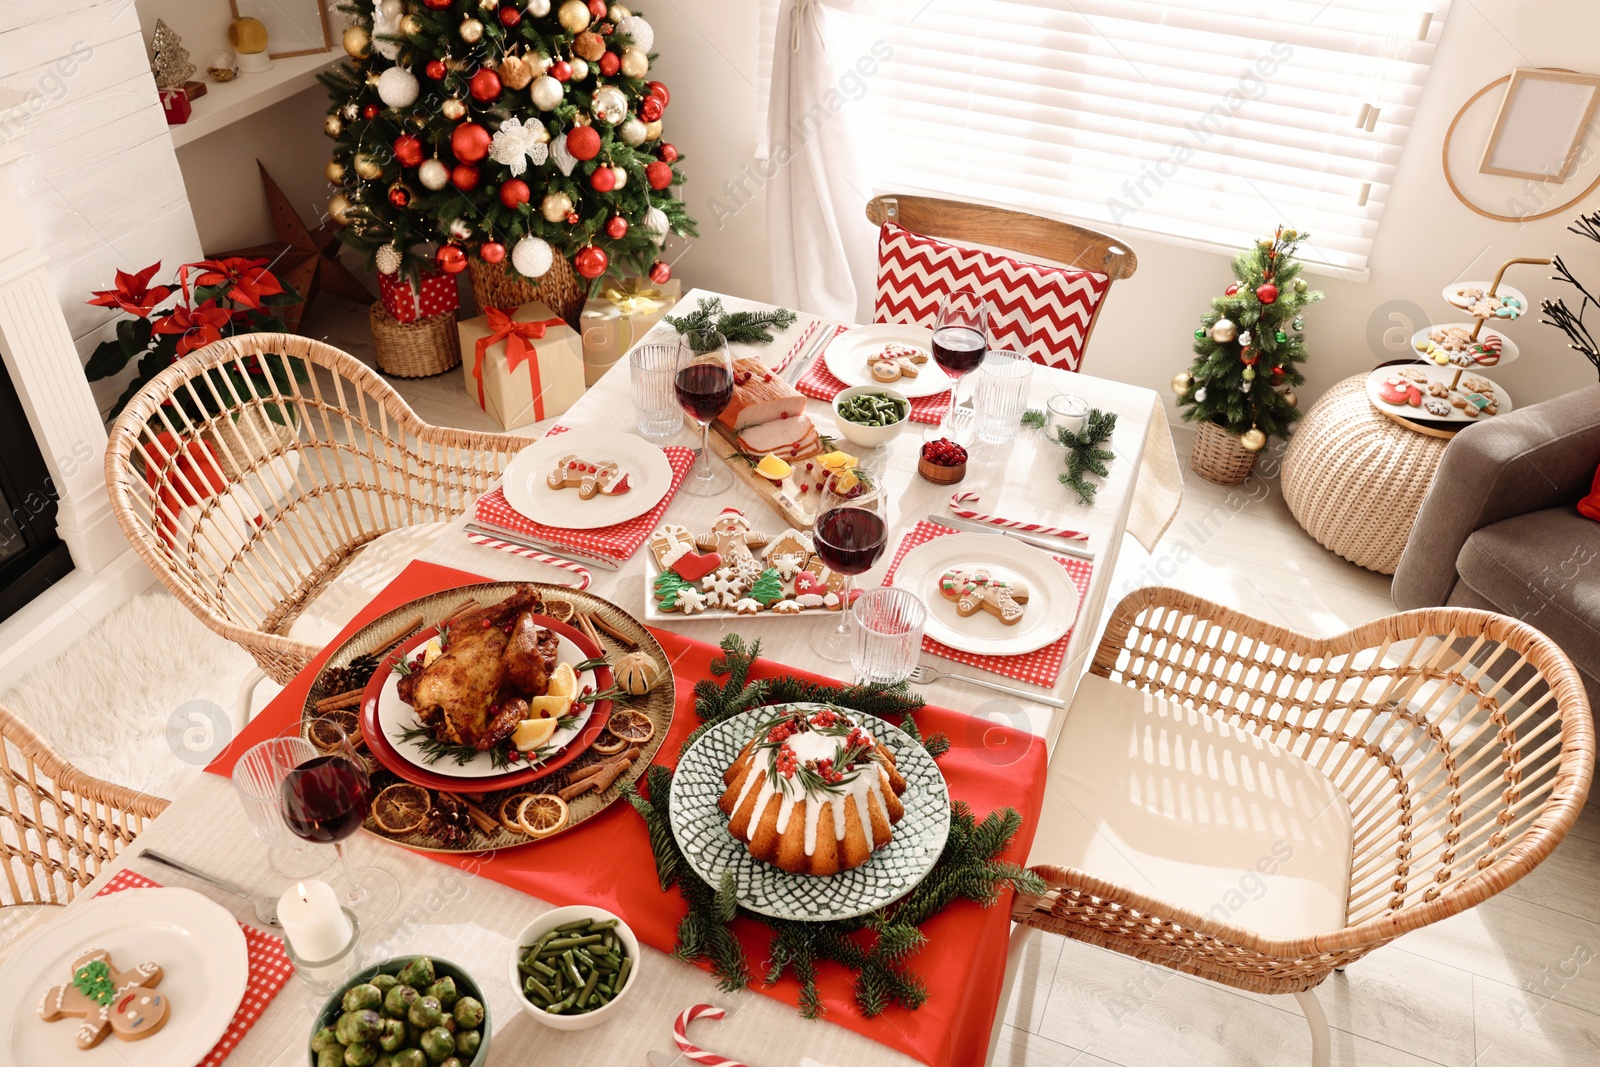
[319,0,695,305]
[1173,228,1323,451]
[150,19,196,90]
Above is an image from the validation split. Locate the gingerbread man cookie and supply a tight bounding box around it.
[696,508,770,573]
[547,454,631,499]
[867,343,928,383]
[39,950,169,1050]
[938,568,1030,625]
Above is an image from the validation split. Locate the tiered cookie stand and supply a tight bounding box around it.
[1280,375,1449,574]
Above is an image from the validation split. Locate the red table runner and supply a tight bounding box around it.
[208,561,1047,1067]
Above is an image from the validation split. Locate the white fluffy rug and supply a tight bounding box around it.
[0,593,261,799]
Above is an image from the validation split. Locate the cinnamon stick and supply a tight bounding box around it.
[558,776,600,801]
[575,612,603,648]
[587,613,637,649]
[588,756,635,795]
[442,599,479,625]
[314,690,364,711]
[566,759,617,784]
[371,613,425,653]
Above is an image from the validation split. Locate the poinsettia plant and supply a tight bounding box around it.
[85,258,307,422]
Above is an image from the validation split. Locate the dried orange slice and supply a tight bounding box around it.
[591,730,628,756]
[498,792,533,834]
[372,783,430,834]
[606,709,654,745]
[307,717,351,752]
[516,794,569,838]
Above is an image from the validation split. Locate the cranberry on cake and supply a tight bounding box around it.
[718,707,908,875]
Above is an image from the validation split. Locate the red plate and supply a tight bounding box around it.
[359,614,615,794]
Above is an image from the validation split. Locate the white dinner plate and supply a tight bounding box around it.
[823,325,953,399]
[891,532,1079,656]
[1441,280,1529,316]
[0,887,248,1067]
[502,429,675,530]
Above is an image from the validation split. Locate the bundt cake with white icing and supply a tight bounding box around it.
[718,706,908,875]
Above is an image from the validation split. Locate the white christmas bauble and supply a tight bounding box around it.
[591,85,627,124]
[617,14,653,52]
[618,117,646,146]
[549,133,578,176]
[611,166,626,189]
[378,0,403,19]
[375,244,402,275]
[1238,330,1253,347]
[1194,387,1208,402]
[643,206,669,245]
[569,57,589,81]
[417,158,450,190]
[1210,317,1237,343]
[511,236,554,278]
[530,75,564,111]
[526,0,551,14]
[377,66,420,109]
[1241,381,1253,393]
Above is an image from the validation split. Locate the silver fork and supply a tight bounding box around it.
[907,664,1065,707]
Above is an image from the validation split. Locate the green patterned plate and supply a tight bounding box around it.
[670,703,950,921]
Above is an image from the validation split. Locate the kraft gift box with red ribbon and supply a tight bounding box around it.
[459,301,585,429]
[378,268,460,324]
[577,277,680,386]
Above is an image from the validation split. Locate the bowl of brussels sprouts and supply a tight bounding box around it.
[831,385,912,450]
[309,956,489,1067]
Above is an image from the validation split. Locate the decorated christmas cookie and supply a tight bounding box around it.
[39,950,169,1050]
[649,523,695,570]
[546,454,630,498]
[1376,374,1422,407]
[763,529,814,580]
[1421,396,1452,417]
[938,568,1031,626]
[701,567,747,608]
[867,342,927,383]
[697,508,770,570]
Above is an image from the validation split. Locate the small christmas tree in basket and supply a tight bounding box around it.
[1173,227,1323,484]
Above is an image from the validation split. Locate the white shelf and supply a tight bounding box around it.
[169,51,338,148]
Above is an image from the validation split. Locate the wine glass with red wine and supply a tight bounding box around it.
[675,329,735,495]
[929,290,989,444]
[279,722,398,916]
[810,465,888,661]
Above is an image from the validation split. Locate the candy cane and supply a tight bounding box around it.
[948,492,1089,542]
[465,533,592,589]
[672,1004,748,1067]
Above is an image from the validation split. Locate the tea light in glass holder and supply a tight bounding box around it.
[1044,393,1089,442]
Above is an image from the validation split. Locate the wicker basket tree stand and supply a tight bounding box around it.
[1189,419,1259,485]
[369,303,463,378]
[468,255,584,325]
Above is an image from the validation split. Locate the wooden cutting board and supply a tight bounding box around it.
[684,413,832,530]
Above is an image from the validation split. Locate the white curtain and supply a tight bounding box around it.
[765,0,878,324]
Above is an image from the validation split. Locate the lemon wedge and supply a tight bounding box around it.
[831,468,860,494]
[546,663,578,700]
[754,453,792,481]
[512,717,560,752]
[818,450,858,470]
[421,636,444,667]
[525,694,572,720]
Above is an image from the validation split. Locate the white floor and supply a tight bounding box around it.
[10,295,1598,1064]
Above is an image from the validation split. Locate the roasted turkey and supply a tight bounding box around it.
[397,586,560,750]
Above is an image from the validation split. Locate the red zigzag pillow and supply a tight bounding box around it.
[872,222,1110,373]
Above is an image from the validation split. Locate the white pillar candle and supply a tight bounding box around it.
[278,880,352,967]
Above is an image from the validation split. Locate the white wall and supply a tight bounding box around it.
[644,0,1600,420]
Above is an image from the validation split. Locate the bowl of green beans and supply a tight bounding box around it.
[510,906,640,1030]
[832,385,911,449]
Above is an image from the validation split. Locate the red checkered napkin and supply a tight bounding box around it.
[475,425,695,563]
[96,868,294,1067]
[882,521,1092,687]
[795,326,950,425]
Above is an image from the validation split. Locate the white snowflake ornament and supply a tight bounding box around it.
[488,117,549,177]
[617,15,653,52]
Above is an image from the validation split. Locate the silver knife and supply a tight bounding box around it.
[465,522,621,570]
[926,514,1097,562]
[782,321,838,384]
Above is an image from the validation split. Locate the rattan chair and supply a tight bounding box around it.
[104,333,535,692]
[1,702,166,913]
[996,588,1594,1066]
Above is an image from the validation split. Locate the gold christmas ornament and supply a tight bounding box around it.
[327,193,354,226]
[399,14,422,35]
[1284,387,1298,408]
[1210,317,1238,343]
[342,25,371,58]
[643,118,663,140]
[1171,370,1192,396]
[610,4,632,18]
[569,57,589,80]
[478,0,497,8]
[541,191,574,222]
[459,17,484,43]
[323,113,344,137]
[441,97,467,120]
[1239,428,1267,452]
[325,159,346,183]
[558,0,592,33]
[353,153,383,180]
[620,46,649,79]
[366,70,382,88]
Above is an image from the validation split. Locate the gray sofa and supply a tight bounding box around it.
[1392,384,1600,702]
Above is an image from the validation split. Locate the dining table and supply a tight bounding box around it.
[48,289,1180,1067]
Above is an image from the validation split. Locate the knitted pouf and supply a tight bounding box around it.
[1280,374,1450,575]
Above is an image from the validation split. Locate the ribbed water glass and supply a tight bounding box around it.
[233,734,328,877]
[629,342,681,441]
[973,348,1034,444]
[851,588,928,684]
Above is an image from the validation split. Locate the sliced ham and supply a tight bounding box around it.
[738,414,820,459]
[717,358,807,430]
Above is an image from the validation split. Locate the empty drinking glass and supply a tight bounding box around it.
[629,342,681,441]
[973,348,1034,444]
[232,735,330,878]
[851,588,928,684]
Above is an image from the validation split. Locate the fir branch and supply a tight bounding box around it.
[1051,407,1118,505]
[665,297,799,351]
[1020,408,1047,429]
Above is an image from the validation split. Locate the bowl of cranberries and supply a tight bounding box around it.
[917,438,968,484]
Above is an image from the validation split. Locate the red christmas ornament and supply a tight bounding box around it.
[451,122,491,162]
[450,163,480,191]
[1256,283,1279,304]
[393,133,424,167]
[469,69,502,102]
[1225,283,1239,296]
[588,0,607,16]
[479,241,507,264]
[647,81,670,106]
[436,244,468,274]
[362,103,381,120]
[423,0,450,8]
[638,96,663,122]
[565,211,580,224]
[574,245,608,279]
[388,184,411,208]
[566,125,601,161]
[425,59,447,80]
[645,160,673,190]
[498,6,520,27]
[499,179,530,209]
[598,52,620,77]
[551,59,572,82]
[1271,365,1286,379]
[648,259,672,285]
[590,165,617,192]
[605,214,628,239]
[657,142,678,163]
[1241,351,1258,366]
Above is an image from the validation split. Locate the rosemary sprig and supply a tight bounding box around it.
[394,720,514,770]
